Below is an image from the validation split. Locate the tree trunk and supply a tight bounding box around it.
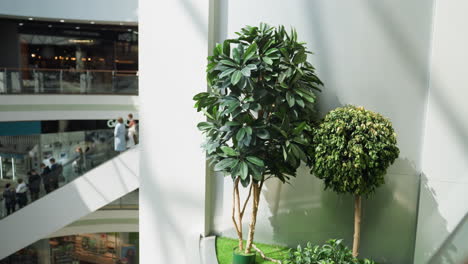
[245,182,260,254]
[352,195,362,258]
[232,178,243,250]
[235,180,243,250]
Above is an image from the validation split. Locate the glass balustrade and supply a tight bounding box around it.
[100,189,139,210]
[0,129,138,219]
[0,68,138,95]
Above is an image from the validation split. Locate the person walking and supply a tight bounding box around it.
[114,117,126,152]
[49,158,61,191]
[28,169,41,202]
[127,114,138,148]
[40,163,52,194]
[72,147,86,175]
[2,183,16,216]
[16,178,28,209]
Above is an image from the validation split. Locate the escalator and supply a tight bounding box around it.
[0,140,139,259]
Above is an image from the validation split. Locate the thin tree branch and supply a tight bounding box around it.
[240,183,253,218]
[252,243,282,264]
[232,178,242,246]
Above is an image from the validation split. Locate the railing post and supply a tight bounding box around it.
[4,68,8,94]
[112,70,115,93]
[0,157,3,179]
[86,70,91,93]
[11,158,15,181]
[34,70,40,93]
[59,70,64,93]
[80,71,86,94]
[0,69,5,94]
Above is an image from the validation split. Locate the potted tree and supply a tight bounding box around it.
[310,105,400,257]
[194,23,323,263]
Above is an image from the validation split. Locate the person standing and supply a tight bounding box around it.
[2,183,16,216]
[127,114,138,148]
[16,179,28,208]
[114,117,126,152]
[49,158,61,191]
[73,147,86,175]
[28,169,41,202]
[40,163,52,194]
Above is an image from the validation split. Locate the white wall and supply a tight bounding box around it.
[0,0,137,23]
[415,1,468,263]
[139,0,208,263]
[210,1,434,263]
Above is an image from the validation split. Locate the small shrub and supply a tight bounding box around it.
[283,239,377,264]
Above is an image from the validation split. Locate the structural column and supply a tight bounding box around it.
[139,0,210,263]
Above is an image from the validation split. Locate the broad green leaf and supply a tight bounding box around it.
[239,161,249,180]
[245,126,252,135]
[286,92,295,107]
[214,158,238,171]
[246,64,257,70]
[236,128,246,141]
[220,59,237,67]
[292,50,307,64]
[246,156,264,167]
[231,70,242,85]
[240,67,251,77]
[296,97,305,108]
[197,122,214,131]
[233,47,241,63]
[221,146,238,156]
[265,48,278,56]
[193,92,209,101]
[243,42,257,62]
[247,162,263,181]
[263,56,273,65]
[219,68,237,78]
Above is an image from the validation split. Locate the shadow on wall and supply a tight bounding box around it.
[262,159,449,264]
[416,172,461,264]
[428,210,468,264]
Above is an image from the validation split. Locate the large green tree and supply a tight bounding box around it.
[194,23,323,256]
[310,106,399,257]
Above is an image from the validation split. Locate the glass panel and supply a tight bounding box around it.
[100,189,139,210]
[0,129,137,219]
[0,68,137,94]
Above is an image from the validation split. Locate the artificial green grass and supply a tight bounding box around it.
[216,237,290,264]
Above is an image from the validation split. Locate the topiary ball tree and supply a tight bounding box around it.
[310,105,399,257]
[194,23,323,257]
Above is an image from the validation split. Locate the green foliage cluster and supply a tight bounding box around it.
[194,23,323,186]
[283,239,376,264]
[310,106,400,196]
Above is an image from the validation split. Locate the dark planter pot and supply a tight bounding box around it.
[233,247,256,264]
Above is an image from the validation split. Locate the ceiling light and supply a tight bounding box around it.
[28,17,33,21]
[127,29,132,32]
[75,26,80,30]
[60,19,65,23]
[18,23,24,26]
[31,54,36,58]
[48,25,52,28]
[119,22,124,26]
[90,21,95,24]
[68,39,94,43]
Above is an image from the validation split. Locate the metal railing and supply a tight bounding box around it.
[0,68,138,95]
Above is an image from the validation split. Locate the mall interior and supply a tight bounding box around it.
[0,0,467,264]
